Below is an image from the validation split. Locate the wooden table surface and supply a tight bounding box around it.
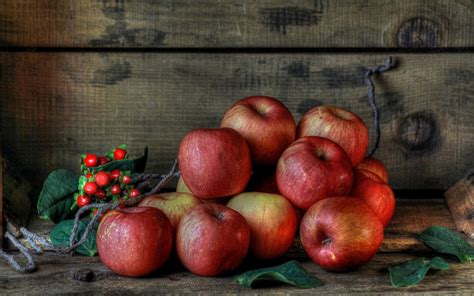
[1,198,473,295]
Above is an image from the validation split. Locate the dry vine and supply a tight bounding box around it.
[1,160,178,273]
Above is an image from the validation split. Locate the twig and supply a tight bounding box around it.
[364,56,395,157]
[66,203,116,254]
[1,161,179,273]
[144,159,178,197]
[0,232,36,273]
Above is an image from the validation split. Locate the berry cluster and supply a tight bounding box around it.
[73,145,140,216]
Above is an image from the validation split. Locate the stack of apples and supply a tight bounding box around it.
[97,96,395,277]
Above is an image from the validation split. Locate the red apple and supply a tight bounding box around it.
[351,169,395,227]
[97,207,173,277]
[178,128,252,199]
[276,136,353,210]
[227,192,297,259]
[176,176,192,194]
[221,96,296,167]
[356,157,389,183]
[139,192,202,230]
[176,204,250,276]
[300,196,384,272]
[296,105,369,166]
[246,169,280,194]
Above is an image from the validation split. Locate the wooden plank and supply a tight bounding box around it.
[0,59,4,246]
[382,199,456,252]
[0,199,472,294]
[1,252,474,294]
[0,157,3,247]
[1,53,473,190]
[1,156,33,228]
[1,0,473,48]
[445,173,474,239]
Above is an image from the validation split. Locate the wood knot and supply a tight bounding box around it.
[467,212,474,221]
[397,17,440,48]
[73,269,104,282]
[396,111,441,156]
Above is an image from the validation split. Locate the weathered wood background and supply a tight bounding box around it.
[1,1,473,193]
[0,52,473,191]
[2,52,474,191]
[1,0,473,48]
[1,1,474,294]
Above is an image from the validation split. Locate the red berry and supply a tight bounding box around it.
[95,189,106,199]
[95,171,110,187]
[110,184,121,195]
[113,148,127,160]
[130,188,140,198]
[110,169,121,181]
[85,173,93,179]
[84,154,98,167]
[77,195,91,207]
[122,175,132,185]
[84,182,98,195]
[98,156,109,165]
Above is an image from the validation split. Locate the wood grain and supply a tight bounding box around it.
[0,157,3,247]
[382,199,456,252]
[2,53,473,190]
[445,173,474,239]
[1,252,474,294]
[0,199,473,294]
[1,156,33,229]
[1,0,473,48]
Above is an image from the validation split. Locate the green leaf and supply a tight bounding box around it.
[234,260,322,289]
[90,146,148,173]
[37,169,79,223]
[389,257,449,288]
[77,175,87,192]
[50,219,98,257]
[419,226,474,263]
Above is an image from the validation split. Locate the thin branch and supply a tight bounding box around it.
[364,56,394,157]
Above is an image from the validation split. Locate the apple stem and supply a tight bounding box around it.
[0,160,180,274]
[364,56,395,157]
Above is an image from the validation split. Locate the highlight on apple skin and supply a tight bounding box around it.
[176,204,250,277]
[227,192,297,260]
[221,96,296,167]
[178,128,252,200]
[276,136,353,210]
[297,105,369,166]
[300,196,384,272]
[139,192,202,230]
[351,169,395,227]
